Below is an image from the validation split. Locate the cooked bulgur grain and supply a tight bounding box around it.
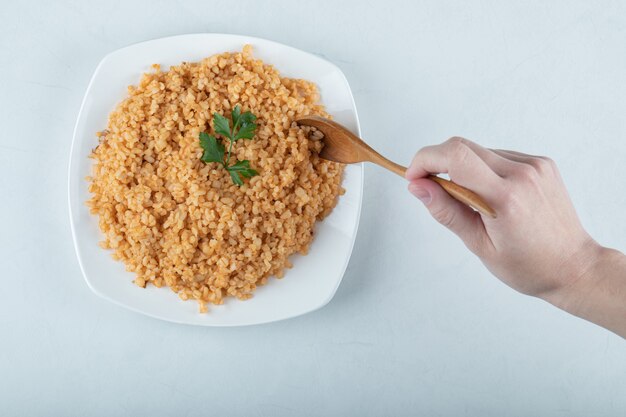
[87,46,344,312]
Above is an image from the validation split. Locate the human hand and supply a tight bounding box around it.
[405,137,601,301]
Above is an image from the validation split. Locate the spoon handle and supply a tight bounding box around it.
[373,155,496,218]
[376,158,407,177]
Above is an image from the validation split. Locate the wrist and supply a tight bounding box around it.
[540,240,608,314]
[544,244,626,337]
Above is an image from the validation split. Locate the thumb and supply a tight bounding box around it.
[408,178,489,254]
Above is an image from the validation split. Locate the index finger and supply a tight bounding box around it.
[406,138,505,199]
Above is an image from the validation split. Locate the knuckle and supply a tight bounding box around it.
[446,136,465,144]
[532,156,555,173]
[415,145,434,157]
[415,144,433,158]
[410,146,429,165]
[445,136,467,149]
[446,138,470,164]
[514,163,538,183]
[539,155,554,164]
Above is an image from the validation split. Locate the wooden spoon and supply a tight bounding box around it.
[296,115,496,218]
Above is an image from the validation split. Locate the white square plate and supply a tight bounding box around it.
[68,34,363,326]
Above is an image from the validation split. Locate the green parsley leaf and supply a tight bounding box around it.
[227,161,258,180]
[234,123,257,140]
[228,159,251,169]
[231,105,241,129]
[213,112,232,139]
[199,105,260,185]
[239,111,256,125]
[228,170,244,186]
[199,132,225,164]
[239,168,258,178]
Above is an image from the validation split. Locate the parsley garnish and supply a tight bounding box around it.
[199,105,259,186]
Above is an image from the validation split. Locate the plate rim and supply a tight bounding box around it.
[68,33,364,326]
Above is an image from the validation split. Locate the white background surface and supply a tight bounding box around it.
[1,0,625,415]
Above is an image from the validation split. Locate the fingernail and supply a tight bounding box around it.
[409,185,431,204]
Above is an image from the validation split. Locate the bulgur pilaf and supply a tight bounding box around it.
[87,46,344,312]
